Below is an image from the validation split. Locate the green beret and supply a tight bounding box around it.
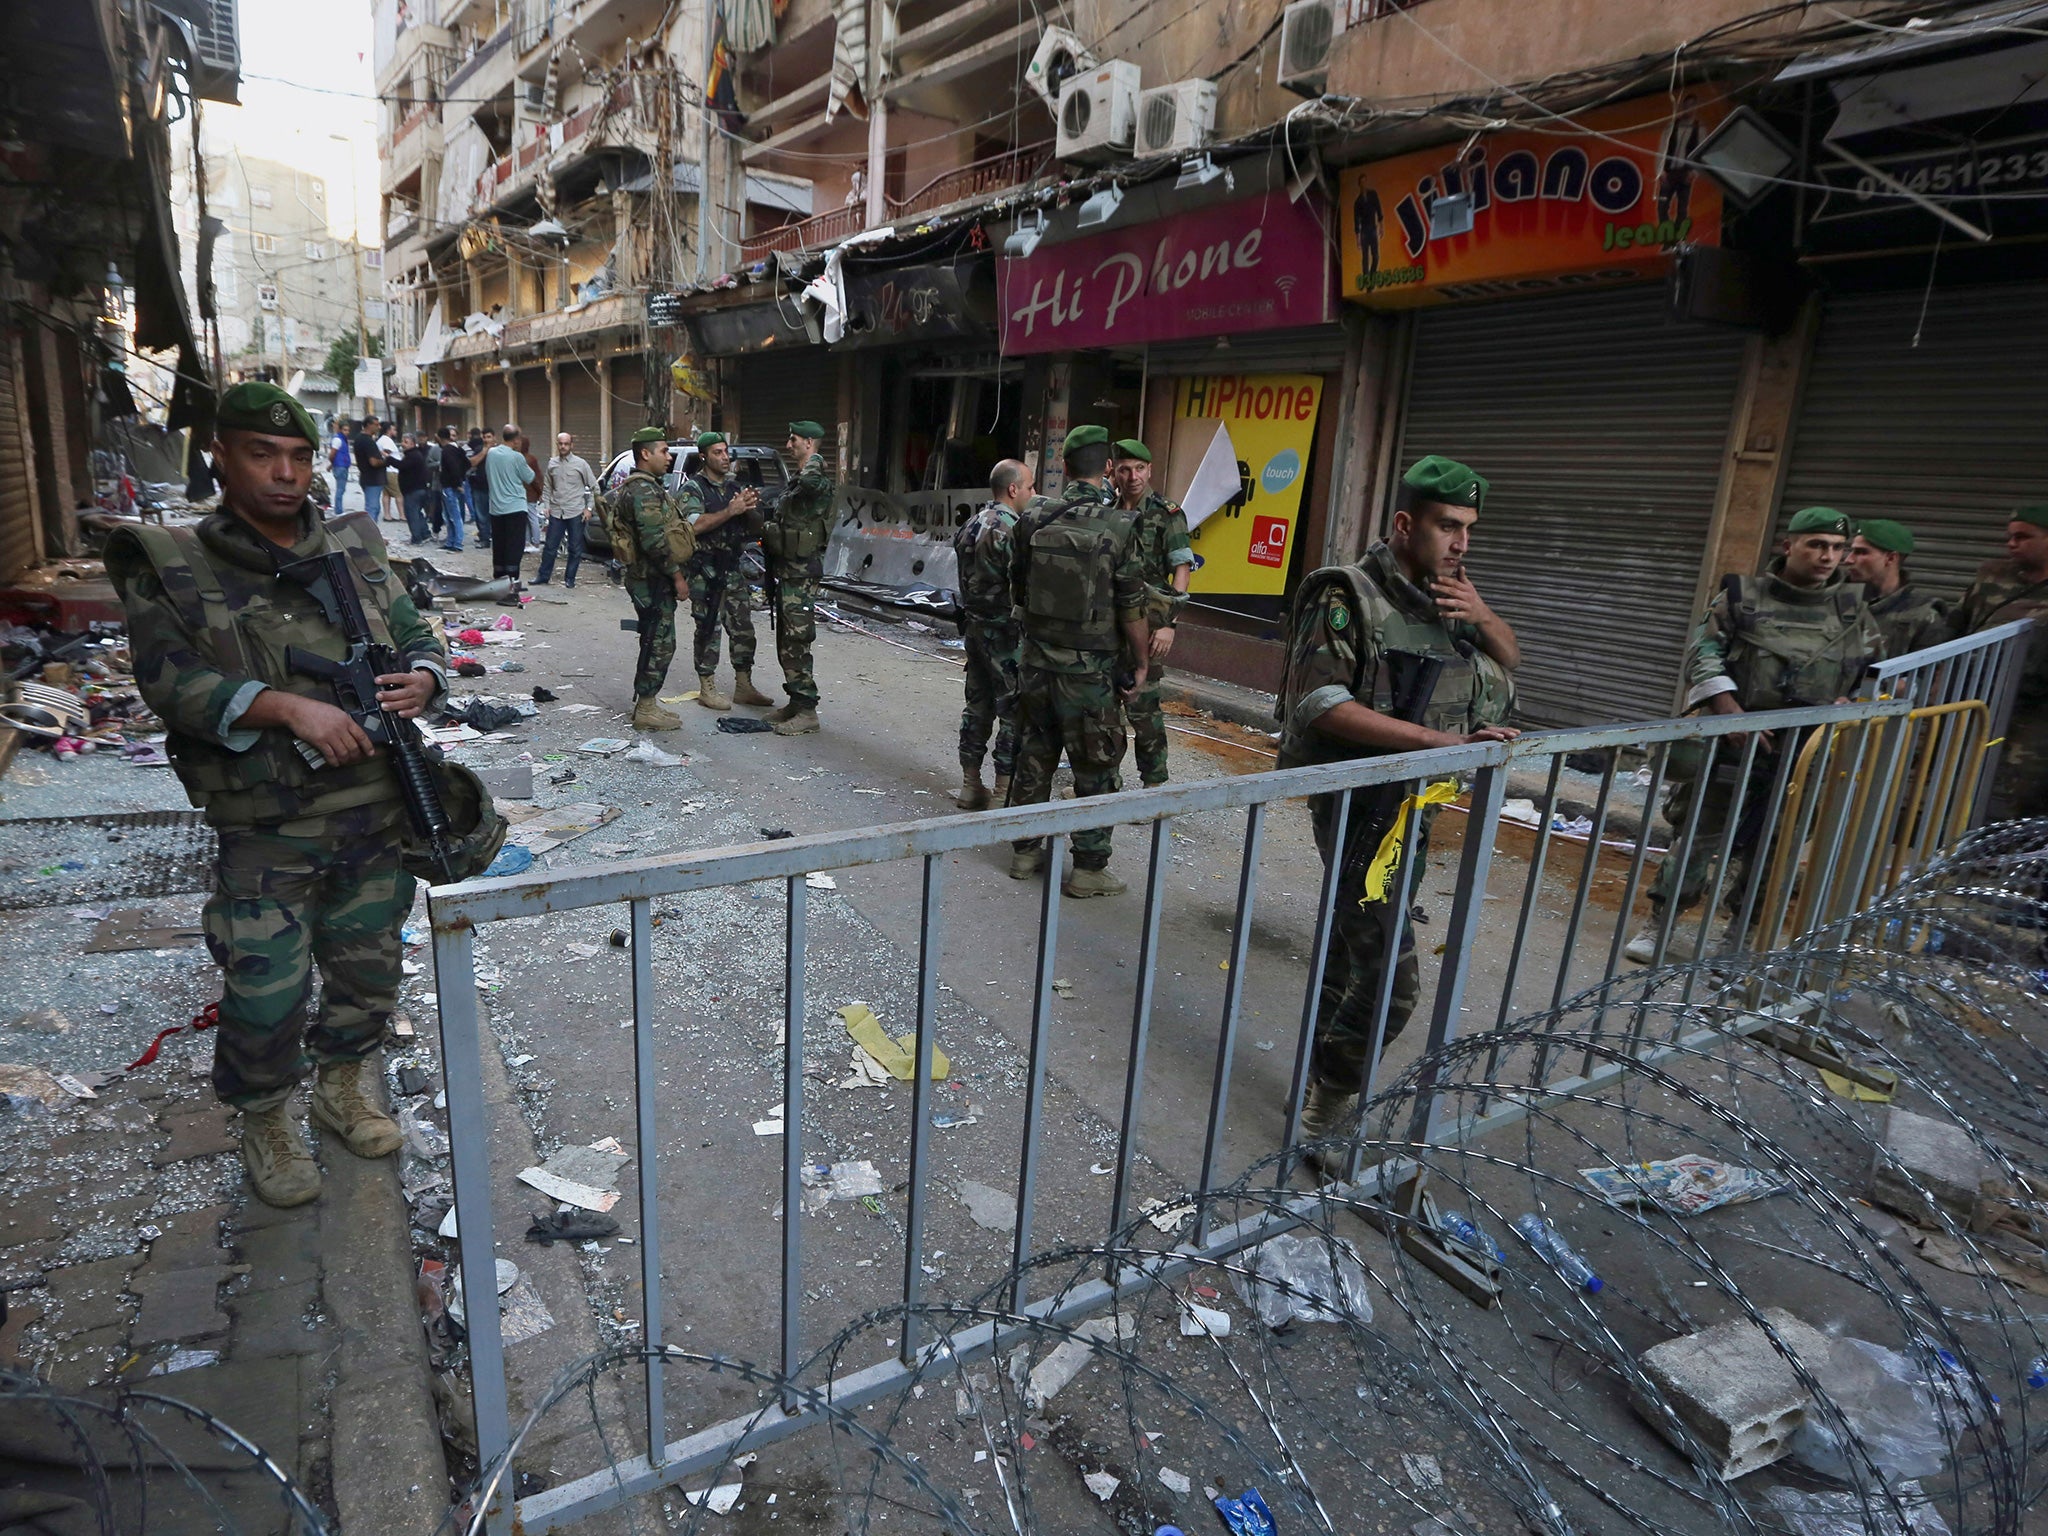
[1112,438,1151,463]
[216,381,317,447]
[1402,454,1487,511]
[1788,505,1851,536]
[629,426,668,447]
[1854,517,1914,554]
[787,419,825,440]
[695,431,727,452]
[1062,424,1109,454]
[2012,505,2048,530]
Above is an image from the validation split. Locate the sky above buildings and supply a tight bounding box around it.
[201,1,383,244]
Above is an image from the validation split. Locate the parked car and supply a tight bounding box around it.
[583,441,789,556]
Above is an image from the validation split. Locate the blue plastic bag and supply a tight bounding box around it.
[484,843,534,878]
[1212,1487,1275,1536]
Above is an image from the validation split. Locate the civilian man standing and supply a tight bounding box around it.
[350,418,386,521]
[484,423,536,599]
[397,432,435,545]
[328,419,352,511]
[437,427,470,551]
[466,428,492,549]
[535,431,598,588]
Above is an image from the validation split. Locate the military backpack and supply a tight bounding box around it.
[1022,502,1127,652]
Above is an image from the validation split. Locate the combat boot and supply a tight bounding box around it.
[1008,845,1045,880]
[955,762,990,810]
[771,708,820,736]
[1296,1078,1360,1178]
[696,675,732,711]
[310,1058,405,1158]
[731,670,773,706]
[1062,866,1126,898]
[991,772,1011,806]
[241,1102,321,1207]
[632,697,683,732]
[764,700,800,723]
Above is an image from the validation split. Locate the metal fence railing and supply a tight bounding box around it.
[428,627,2029,1532]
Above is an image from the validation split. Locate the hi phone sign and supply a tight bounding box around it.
[1168,373,1323,597]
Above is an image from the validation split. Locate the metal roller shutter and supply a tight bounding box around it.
[609,357,645,457]
[559,362,602,456]
[1143,325,1348,377]
[512,366,548,438]
[1777,282,2048,602]
[737,348,837,466]
[1396,286,1748,728]
[480,372,508,435]
[0,328,37,581]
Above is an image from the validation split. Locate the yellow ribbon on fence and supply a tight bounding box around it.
[1359,780,1461,904]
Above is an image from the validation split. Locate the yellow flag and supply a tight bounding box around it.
[1360,780,1460,903]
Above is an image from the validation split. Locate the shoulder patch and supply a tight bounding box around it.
[1327,600,1349,632]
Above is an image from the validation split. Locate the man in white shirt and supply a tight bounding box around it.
[375,420,400,520]
[534,431,598,589]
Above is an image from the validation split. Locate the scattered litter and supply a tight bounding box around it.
[517,1141,629,1212]
[503,801,621,855]
[1232,1233,1375,1329]
[802,1160,884,1210]
[423,723,483,746]
[1581,1154,1789,1215]
[624,739,685,766]
[1762,1482,1951,1536]
[959,1179,1017,1231]
[498,1276,555,1344]
[532,686,557,702]
[577,738,633,755]
[683,1482,743,1516]
[1179,1303,1231,1338]
[806,873,838,890]
[1051,978,1074,998]
[760,827,793,839]
[526,1211,620,1246]
[1159,1467,1191,1495]
[1140,1198,1195,1235]
[852,787,885,796]
[587,843,634,858]
[1213,1487,1276,1536]
[1790,1336,1955,1484]
[7,1008,70,1035]
[0,1063,73,1109]
[1083,1471,1119,1501]
[556,703,603,713]
[840,1003,949,1081]
[563,944,601,960]
[931,1108,979,1129]
[148,1348,220,1376]
[716,716,775,733]
[660,692,700,704]
[483,844,534,877]
[1024,1315,1136,1407]
[84,909,205,953]
[753,1117,785,1136]
[474,764,534,800]
[1400,1452,1443,1489]
[439,1208,459,1238]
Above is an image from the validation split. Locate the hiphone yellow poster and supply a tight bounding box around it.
[1169,374,1323,597]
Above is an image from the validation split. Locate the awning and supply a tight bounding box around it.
[1776,1,2048,84]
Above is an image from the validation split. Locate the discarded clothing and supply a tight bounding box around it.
[525,1210,622,1246]
[716,716,775,733]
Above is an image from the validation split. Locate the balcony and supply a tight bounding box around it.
[383,101,439,190]
[443,23,511,100]
[468,77,636,214]
[738,143,1052,264]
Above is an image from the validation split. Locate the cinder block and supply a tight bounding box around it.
[1635,1308,1828,1479]
[1870,1107,1996,1227]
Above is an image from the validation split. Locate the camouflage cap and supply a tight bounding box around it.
[1854,517,1914,554]
[2012,505,2048,530]
[787,419,825,440]
[1788,506,1852,536]
[216,381,318,447]
[695,430,728,451]
[1402,454,1487,511]
[1062,424,1109,454]
[629,426,668,446]
[1112,438,1152,462]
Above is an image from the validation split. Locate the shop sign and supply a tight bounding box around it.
[997,193,1333,355]
[839,257,996,349]
[1169,372,1323,598]
[1338,93,1728,307]
[1805,127,2048,252]
[645,289,688,327]
[823,485,980,593]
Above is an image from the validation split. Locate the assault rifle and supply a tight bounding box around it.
[284,550,459,882]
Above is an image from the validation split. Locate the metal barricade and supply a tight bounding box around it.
[1863,616,2032,827]
[431,697,1963,1532]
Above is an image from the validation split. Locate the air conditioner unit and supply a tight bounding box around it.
[1277,0,1346,96]
[1025,26,1097,111]
[1136,79,1217,158]
[1056,61,1140,164]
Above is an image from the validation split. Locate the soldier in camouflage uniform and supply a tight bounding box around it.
[1112,438,1195,786]
[1845,519,1948,658]
[1276,455,1519,1149]
[762,419,837,735]
[677,431,773,712]
[953,458,1034,808]
[1006,425,1153,898]
[1950,505,2048,820]
[604,427,696,733]
[105,382,445,1208]
[1627,506,1882,961]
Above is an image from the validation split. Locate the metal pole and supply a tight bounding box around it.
[1409,761,1509,1144]
[900,854,944,1361]
[1012,835,1062,1310]
[628,898,664,1460]
[780,877,807,1409]
[1196,805,1265,1245]
[1110,821,1170,1250]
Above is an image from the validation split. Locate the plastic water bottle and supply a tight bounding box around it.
[1513,1214,1604,1293]
[2026,1355,2047,1392]
[1928,1347,1999,1422]
[1436,1209,1508,1263]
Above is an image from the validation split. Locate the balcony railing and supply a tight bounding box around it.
[738,143,1052,265]
[443,23,510,100]
[469,78,636,213]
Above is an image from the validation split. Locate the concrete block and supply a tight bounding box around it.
[1635,1307,1828,1479]
[236,1216,322,1290]
[131,1266,231,1346]
[155,1105,237,1165]
[41,1253,143,1336]
[226,1279,322,1359]
[1870,1107,1996,1227]
[145,1204,232,1270]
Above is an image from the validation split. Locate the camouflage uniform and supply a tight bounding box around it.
[1124,493,1194,786]
[953,499,1022,777]
[766,455,837,709]
[1950,559,2048,819]
[1277,542,1515,1091]
[1869,582,1949,660]
[105,506,448,1108]
[606,469,692,699]
[678,469,760,677]
[1006,481,1146,870]
[1653,563,1882,911]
